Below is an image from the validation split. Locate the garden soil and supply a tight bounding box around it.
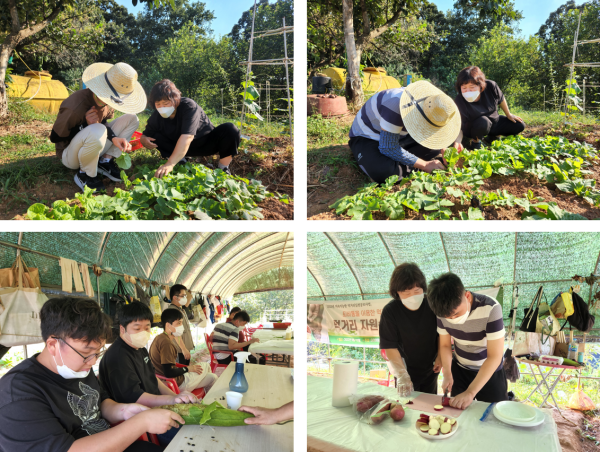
[1,125,293,220]
[308,117,600,220]
[551,408,600,452]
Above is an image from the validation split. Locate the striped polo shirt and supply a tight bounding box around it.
[212,322,239,359]
[349,88,408,140]
[436,292,505,371]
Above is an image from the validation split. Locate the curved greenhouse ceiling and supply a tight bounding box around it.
[307,232,600,326]
[0,232,293,299]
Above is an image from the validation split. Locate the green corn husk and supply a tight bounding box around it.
[155,401,254,426]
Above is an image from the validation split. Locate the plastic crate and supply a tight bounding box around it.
[129,131,143,151]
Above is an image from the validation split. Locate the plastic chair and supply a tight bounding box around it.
[111,422,159,445]
[155,363,206,400]
[204,333,233,371]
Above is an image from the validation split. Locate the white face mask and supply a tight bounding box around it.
[446,304,471,325]
[171,324,185,337]
[52,345,90,380]
[157,106,175,118]
[128,330,151,348]
[401,293,424,310]
[462,90,480,103]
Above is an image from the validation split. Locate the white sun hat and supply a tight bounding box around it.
[82,62,147,114]
[399,80,461,150]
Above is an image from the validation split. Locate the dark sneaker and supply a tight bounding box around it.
[177,157,188,166]
[471,140,482,150]
[220,166,232,176]
[482,135,498,147]
[97,158,123,182]
[74,172,105,192]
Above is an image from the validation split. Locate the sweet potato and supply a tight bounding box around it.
[370,402,391,424]
[442,396,450,407]
[356,395,385,413]
[390,403,405,422]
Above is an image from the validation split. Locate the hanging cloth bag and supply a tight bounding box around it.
[0,255,41,289]
[103,280,129,343]
[0,257,48,346]
[520,286,543,333]
[148,285,163,324]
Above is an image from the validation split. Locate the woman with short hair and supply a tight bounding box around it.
[452,66,525,150]
[140,79,240,178]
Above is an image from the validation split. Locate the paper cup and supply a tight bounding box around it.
[226,391,244,410]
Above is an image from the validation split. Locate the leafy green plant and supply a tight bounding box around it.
[25,162,289,220]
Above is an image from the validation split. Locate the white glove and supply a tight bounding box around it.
[395,370,414,397]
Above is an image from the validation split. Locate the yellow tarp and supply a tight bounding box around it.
[323,67,402,93]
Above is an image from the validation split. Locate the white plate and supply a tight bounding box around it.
[493,404,545,427]
[495,401,536,422]
[416,416,458,440]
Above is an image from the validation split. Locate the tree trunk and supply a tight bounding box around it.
[0,44,13,118]
[342,0,363,106]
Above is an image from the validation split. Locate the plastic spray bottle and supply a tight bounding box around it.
[229,351,251,393]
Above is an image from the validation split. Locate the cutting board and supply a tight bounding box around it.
[405,393,464,418]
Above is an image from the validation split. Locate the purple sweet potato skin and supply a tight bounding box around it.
[370,402,391,424]
[356,395,385,413]
[390,403,405,421]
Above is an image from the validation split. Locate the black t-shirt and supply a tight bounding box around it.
[142,97,214,142]
[454,80,505,134]
[98,337,160,404]
[379,296,439,380]
[0,354,111,452]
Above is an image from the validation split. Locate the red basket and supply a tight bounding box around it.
[129,131,143,151]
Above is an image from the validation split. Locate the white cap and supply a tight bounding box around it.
[234,352,251,363]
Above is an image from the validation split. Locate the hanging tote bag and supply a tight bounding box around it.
[103,280,130,343]
[520,286,543,333]
[0,255,41,289]
[0,259,48,346]
[148,286,163,325]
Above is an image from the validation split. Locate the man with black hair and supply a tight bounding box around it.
[427,272,507,409]
[99,302,197,447]
[165,284,194,365]
[0,297,184,452]
[150,309,216,394]
[226,306,242,323]
[212,311,265,365]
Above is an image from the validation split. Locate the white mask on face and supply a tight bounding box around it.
[52,344,90,379]
[401,293,424,310]
[446,302,471,325]
[171,324,185,337]
[462,90,480,103]
[157,106,175,118]
[128,330,151,348]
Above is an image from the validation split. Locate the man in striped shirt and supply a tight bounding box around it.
[349,81,462,184]
[212,311,265,365]
[427,273,507,409]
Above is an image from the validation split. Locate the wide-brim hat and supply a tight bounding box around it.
[399,80,461,150]
[82,62,147,114]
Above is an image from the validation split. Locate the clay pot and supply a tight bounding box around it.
[307,94,348,117]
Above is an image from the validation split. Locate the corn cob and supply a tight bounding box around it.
[155,401,255,426]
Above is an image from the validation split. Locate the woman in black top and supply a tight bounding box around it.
[452,66,525,150]
[379,263,441,395]
[140,79,240,178]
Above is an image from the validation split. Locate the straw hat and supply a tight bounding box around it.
[399,80,461,150]
[82,62,147,114]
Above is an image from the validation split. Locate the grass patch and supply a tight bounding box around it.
[307,114,351,148]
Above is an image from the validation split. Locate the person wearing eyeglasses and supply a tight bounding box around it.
[0,297,183,452]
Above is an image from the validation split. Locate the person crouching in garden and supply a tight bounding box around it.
[140,79,240,178]
[50,62,144,192]
[349,81,462,184]
[453,66,525,150]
